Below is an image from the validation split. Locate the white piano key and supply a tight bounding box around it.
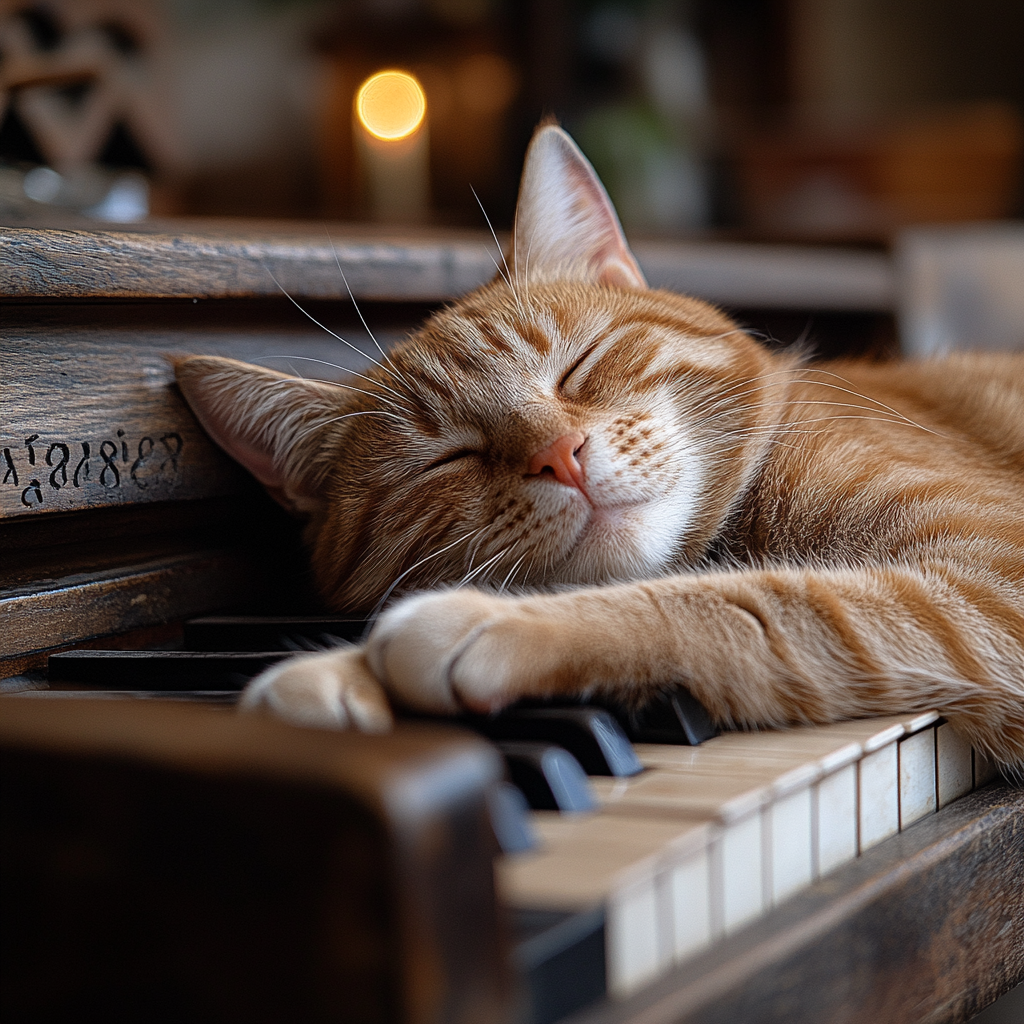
[973,747,1000,786]
[590,770,768,935]
[720,811,764,932]
[667,849,713,959]
[607,872,664,995]
[900,710,940,733]
[767,784,814,903]
[936,721,973,807]
[898,725,937,828]
[630,745,818,913]
[503,713,961,992]
[496,812,713,998]
[818,717,906,749]
[688,730,862,776]
[815,762,858,876]
[796,718,903,854]
[590,768,770,824]
[858,741,900,850]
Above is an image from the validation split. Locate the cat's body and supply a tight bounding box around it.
[175,125,1024,769]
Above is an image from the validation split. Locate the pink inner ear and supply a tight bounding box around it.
[509,124,648,290]
[178,377,286,492]
[217,431,282,491]
[193,402,304,514]
[596,255,646,289]
[175,355,334,517]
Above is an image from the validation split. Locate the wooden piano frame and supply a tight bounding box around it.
[2,221,1021,1023]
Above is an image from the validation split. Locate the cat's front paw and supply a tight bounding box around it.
[366,589,565,714]
[239,647,394,732]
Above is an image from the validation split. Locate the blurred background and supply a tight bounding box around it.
[1,0,1022,360]
[1,0,1021,237]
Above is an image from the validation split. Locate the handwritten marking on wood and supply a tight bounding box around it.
[1,329,244,519]
[2,431,184,508]
[1,314,417,519]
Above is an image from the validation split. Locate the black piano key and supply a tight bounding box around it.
[184,616,369,651]
[603,687,720,745]
[10,689,239,703]
[512,907,606,1024]
[47,651,292,690]
[487,781,537,854]
[469,707,643,777]
[497,741,598,813]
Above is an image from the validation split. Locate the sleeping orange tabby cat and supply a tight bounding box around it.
[175,124,1024,770]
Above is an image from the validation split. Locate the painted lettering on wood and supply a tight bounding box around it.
[1,430,184,509]
[1,328,248,518]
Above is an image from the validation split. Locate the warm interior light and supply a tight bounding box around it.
[356,70,427,141]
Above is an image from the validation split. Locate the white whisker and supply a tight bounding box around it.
[264,375,406,413]
[457,546,510,588]
[472,185,523,313]
[261,264,410,403]
[369,528,485,624]
[325,229,411,387]
[498,552,527,593]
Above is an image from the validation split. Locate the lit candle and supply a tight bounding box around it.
[354,69,429,223]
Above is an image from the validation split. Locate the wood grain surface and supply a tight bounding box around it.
[0,549,260,666]
[0,224,498,301]
[0,223,895,309]
[0,305,417,520]
[573,782,1024,1024]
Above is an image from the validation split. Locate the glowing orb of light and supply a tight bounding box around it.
[356,70,427,141]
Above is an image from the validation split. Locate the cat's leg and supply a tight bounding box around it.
[365,570,1024,768]
[240,646,393,732]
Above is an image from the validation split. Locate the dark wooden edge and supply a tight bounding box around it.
[571,782,1024,1024]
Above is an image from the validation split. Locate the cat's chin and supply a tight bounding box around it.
[548,500,681,587]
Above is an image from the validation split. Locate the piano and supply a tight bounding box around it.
[2,220,1022,1024]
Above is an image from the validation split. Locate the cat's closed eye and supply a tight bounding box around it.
[424,448,479,472]
[558,344,598,393]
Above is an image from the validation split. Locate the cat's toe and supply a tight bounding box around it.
[367,590,515,713]
[239,648,394,732]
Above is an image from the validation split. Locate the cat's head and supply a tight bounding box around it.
[176,124,786,611]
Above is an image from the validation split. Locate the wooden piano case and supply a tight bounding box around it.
[0,699,510,1024]
[2,222,1022,1024]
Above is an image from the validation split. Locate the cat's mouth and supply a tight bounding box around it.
[573,499,650,549]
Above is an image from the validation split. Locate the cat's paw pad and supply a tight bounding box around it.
[239,647,393,732]
[366,589,521,714]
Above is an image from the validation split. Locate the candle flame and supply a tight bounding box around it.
[356,70,427,141]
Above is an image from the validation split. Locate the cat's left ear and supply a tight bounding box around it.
[507,122,647,290]
[174,355,344,517]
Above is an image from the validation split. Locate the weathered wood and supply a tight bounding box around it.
[0,496,253,587]
[0,304,416,520]
[0,223,895,309]
[0,550,261,665]
[0,622,185,681]
[0,224,498,301]
[572,782,1024,1024]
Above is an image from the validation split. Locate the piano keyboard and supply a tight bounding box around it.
[499,712,1000,1002]
[18,616,1003,1023]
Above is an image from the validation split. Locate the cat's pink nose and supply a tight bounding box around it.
[527,432,587,492]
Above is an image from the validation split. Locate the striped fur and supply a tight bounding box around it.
[178,126,1024,769]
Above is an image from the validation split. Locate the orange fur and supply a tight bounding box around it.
[177,126,1024,768]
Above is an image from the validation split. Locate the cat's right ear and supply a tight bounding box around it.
[507,123,647,290]
[174,355,343,516]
